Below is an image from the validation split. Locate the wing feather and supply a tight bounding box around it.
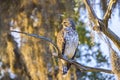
[57,29,66,55]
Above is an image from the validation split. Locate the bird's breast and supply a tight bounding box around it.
[64,28,79,59]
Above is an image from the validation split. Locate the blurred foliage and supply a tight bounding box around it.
[0,0,119,80]
[76,22,91,45]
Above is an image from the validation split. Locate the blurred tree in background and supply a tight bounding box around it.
[0,0,119,80]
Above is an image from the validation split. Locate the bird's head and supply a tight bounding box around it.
[62,18,76,30]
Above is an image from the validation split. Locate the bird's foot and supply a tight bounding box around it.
[62,66,68,75]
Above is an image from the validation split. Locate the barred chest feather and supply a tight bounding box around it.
[63,27,79,59]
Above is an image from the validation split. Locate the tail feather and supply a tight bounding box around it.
[62,63,71,75]
[62,66,68,75]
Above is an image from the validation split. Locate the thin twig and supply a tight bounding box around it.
[10,30,113,74]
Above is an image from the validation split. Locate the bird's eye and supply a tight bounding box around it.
[63,22,67,24]
[62,21,67,25]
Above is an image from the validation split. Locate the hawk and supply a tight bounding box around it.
[57,18,79,75]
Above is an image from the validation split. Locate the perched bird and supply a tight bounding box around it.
[57,18,79,75]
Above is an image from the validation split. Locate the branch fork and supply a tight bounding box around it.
[83,0,120,50]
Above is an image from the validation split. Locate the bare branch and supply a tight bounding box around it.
[103,0,117,27]
[103,0,117,21]
[83,0,98,23]
[10,30,113,74]
[102,28,120,50]
[83,0,120,50]
[83,0,103,31]
[61,56,112,74]
[10,30,60,55]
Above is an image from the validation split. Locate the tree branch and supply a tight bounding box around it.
[103,0,117,27]
[83,0,120,50]
[10,30,60,55]
[102,28,120,50]
[10,30,113,74]
[61,56,112,74]
[103,0,117,21]
[83,0,98,23]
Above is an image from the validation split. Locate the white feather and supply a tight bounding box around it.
[64,27,79,59]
